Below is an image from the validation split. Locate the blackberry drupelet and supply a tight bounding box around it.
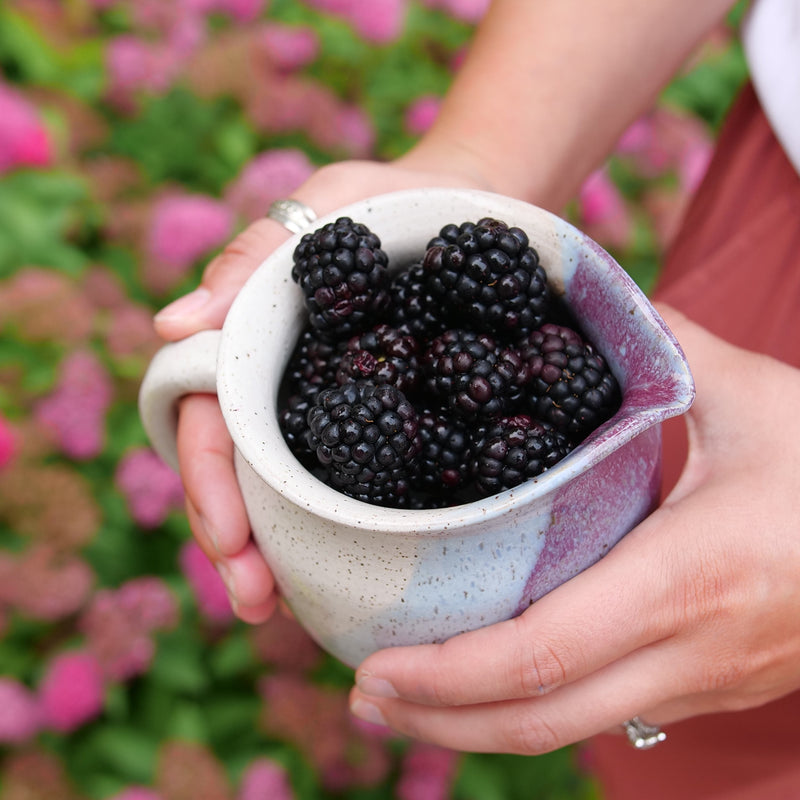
[519,322,621,441]
[423,329,529,420]
[472,415,573,496]
[413,409,474,494]
[291,217,390,339]
[388,260,446,340]
[423,217,551,339]
[336,324,421,396]
[306,380,421,507]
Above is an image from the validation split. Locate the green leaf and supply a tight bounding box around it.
[148,628,210,694]
[74,724,159,784]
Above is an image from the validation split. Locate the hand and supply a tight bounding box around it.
[348,305,800,753]
[154,157,494,621]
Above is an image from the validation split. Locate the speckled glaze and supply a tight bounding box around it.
[139,188,694,668]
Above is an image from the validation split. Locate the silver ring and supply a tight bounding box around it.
[266,198,317,234]
[623,716,666,750]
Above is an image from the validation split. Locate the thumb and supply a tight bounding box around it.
[153,216,294,341]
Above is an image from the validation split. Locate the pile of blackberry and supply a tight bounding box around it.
[280,215,621,508]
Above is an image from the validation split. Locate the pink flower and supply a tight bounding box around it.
[0,81,52,173]
[214,0,267,22]
[179,541,234,623]
[2,547,94,621]
[0,678,42,744]
[405,95,441,135]
[0,413,16,470]
[421,0,489,22]
[81,577,179,681]
[116,447,185,528]
[302,0,407,43]
[34,350,113,460]
[238,758,294,800]
[258,24,319,71]
[396,742,460,800]
[109,788,163,800]
[306,102,375,157]
[39,651,105,733]
[225,149,315,223]
[146,193,233,290]
[577,168,633,249]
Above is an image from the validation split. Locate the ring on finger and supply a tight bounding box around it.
[266,198,318,234]
[623,716,666,750]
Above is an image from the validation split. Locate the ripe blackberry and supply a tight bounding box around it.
[291,217,390,339]
[388,260,446,340]
[413,409,474,494]
[306,381,421,507]
[423,329,528,420]
[423,217,551,339]
[472,415,573,496]
[278,327,344,462]
[336,324,421,396]
[519,323,621,441]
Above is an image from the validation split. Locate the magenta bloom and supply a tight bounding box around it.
[238,758,295,800]
[303,0,407,43]
[179,541,234,624]
[215,0,267,22]
[39,651,105,733]
[396,742,460,800]
[34,350,113,460]
[147,193,233,280]
[0,413,16,470]
[226,149,315,223]
[405,95,441,135]
[0,81,52,173]
[108,788,163,800]
[421,0,489,23]
[115,447,185,528]
[259,24,319,71]
[577,168,633,249]
[81,577,179,681]
[0,678,42,744]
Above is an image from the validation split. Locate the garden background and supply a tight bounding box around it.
[0,1,748,798]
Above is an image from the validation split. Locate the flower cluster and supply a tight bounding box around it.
[0,0,742,797]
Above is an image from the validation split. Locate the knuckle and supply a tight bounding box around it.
[504,706,563,755]
[510,620,569,696]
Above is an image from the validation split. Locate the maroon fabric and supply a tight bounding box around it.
[588,83,800,799]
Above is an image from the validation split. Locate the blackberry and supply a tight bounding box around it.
[388,260,446,340]
[518,323,621,441]
[278,327,344,462]
[336,324,421,396]
[423,329,528,420]
[472,415,573,496]
[413,409,474,494]
[291,217,390,339]
[423,217,551,339]
[306,381,421,507]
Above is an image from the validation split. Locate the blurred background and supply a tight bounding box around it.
[0,1,748,798]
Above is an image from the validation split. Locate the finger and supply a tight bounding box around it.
[154,217,294,340]
[355,513,677,707]
[351,639,689,755]
[177,394,251,557]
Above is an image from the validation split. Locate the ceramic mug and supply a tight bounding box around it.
[139,188,694,668]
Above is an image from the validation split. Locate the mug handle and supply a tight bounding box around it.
[138,330,221,473]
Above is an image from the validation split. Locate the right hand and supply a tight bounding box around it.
[153,157,495,621]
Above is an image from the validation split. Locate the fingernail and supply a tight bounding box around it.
[357,674,398,698]
[199,513,222,555]
[216,562,238,605]
[154,287,211,322]
[350,698,387,727]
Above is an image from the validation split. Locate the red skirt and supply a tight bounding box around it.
[588,83,800,799]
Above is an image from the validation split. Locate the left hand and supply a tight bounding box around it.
[348,305,800,753]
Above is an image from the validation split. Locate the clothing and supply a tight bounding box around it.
[742,0,800,175]
[588,81,800,799]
